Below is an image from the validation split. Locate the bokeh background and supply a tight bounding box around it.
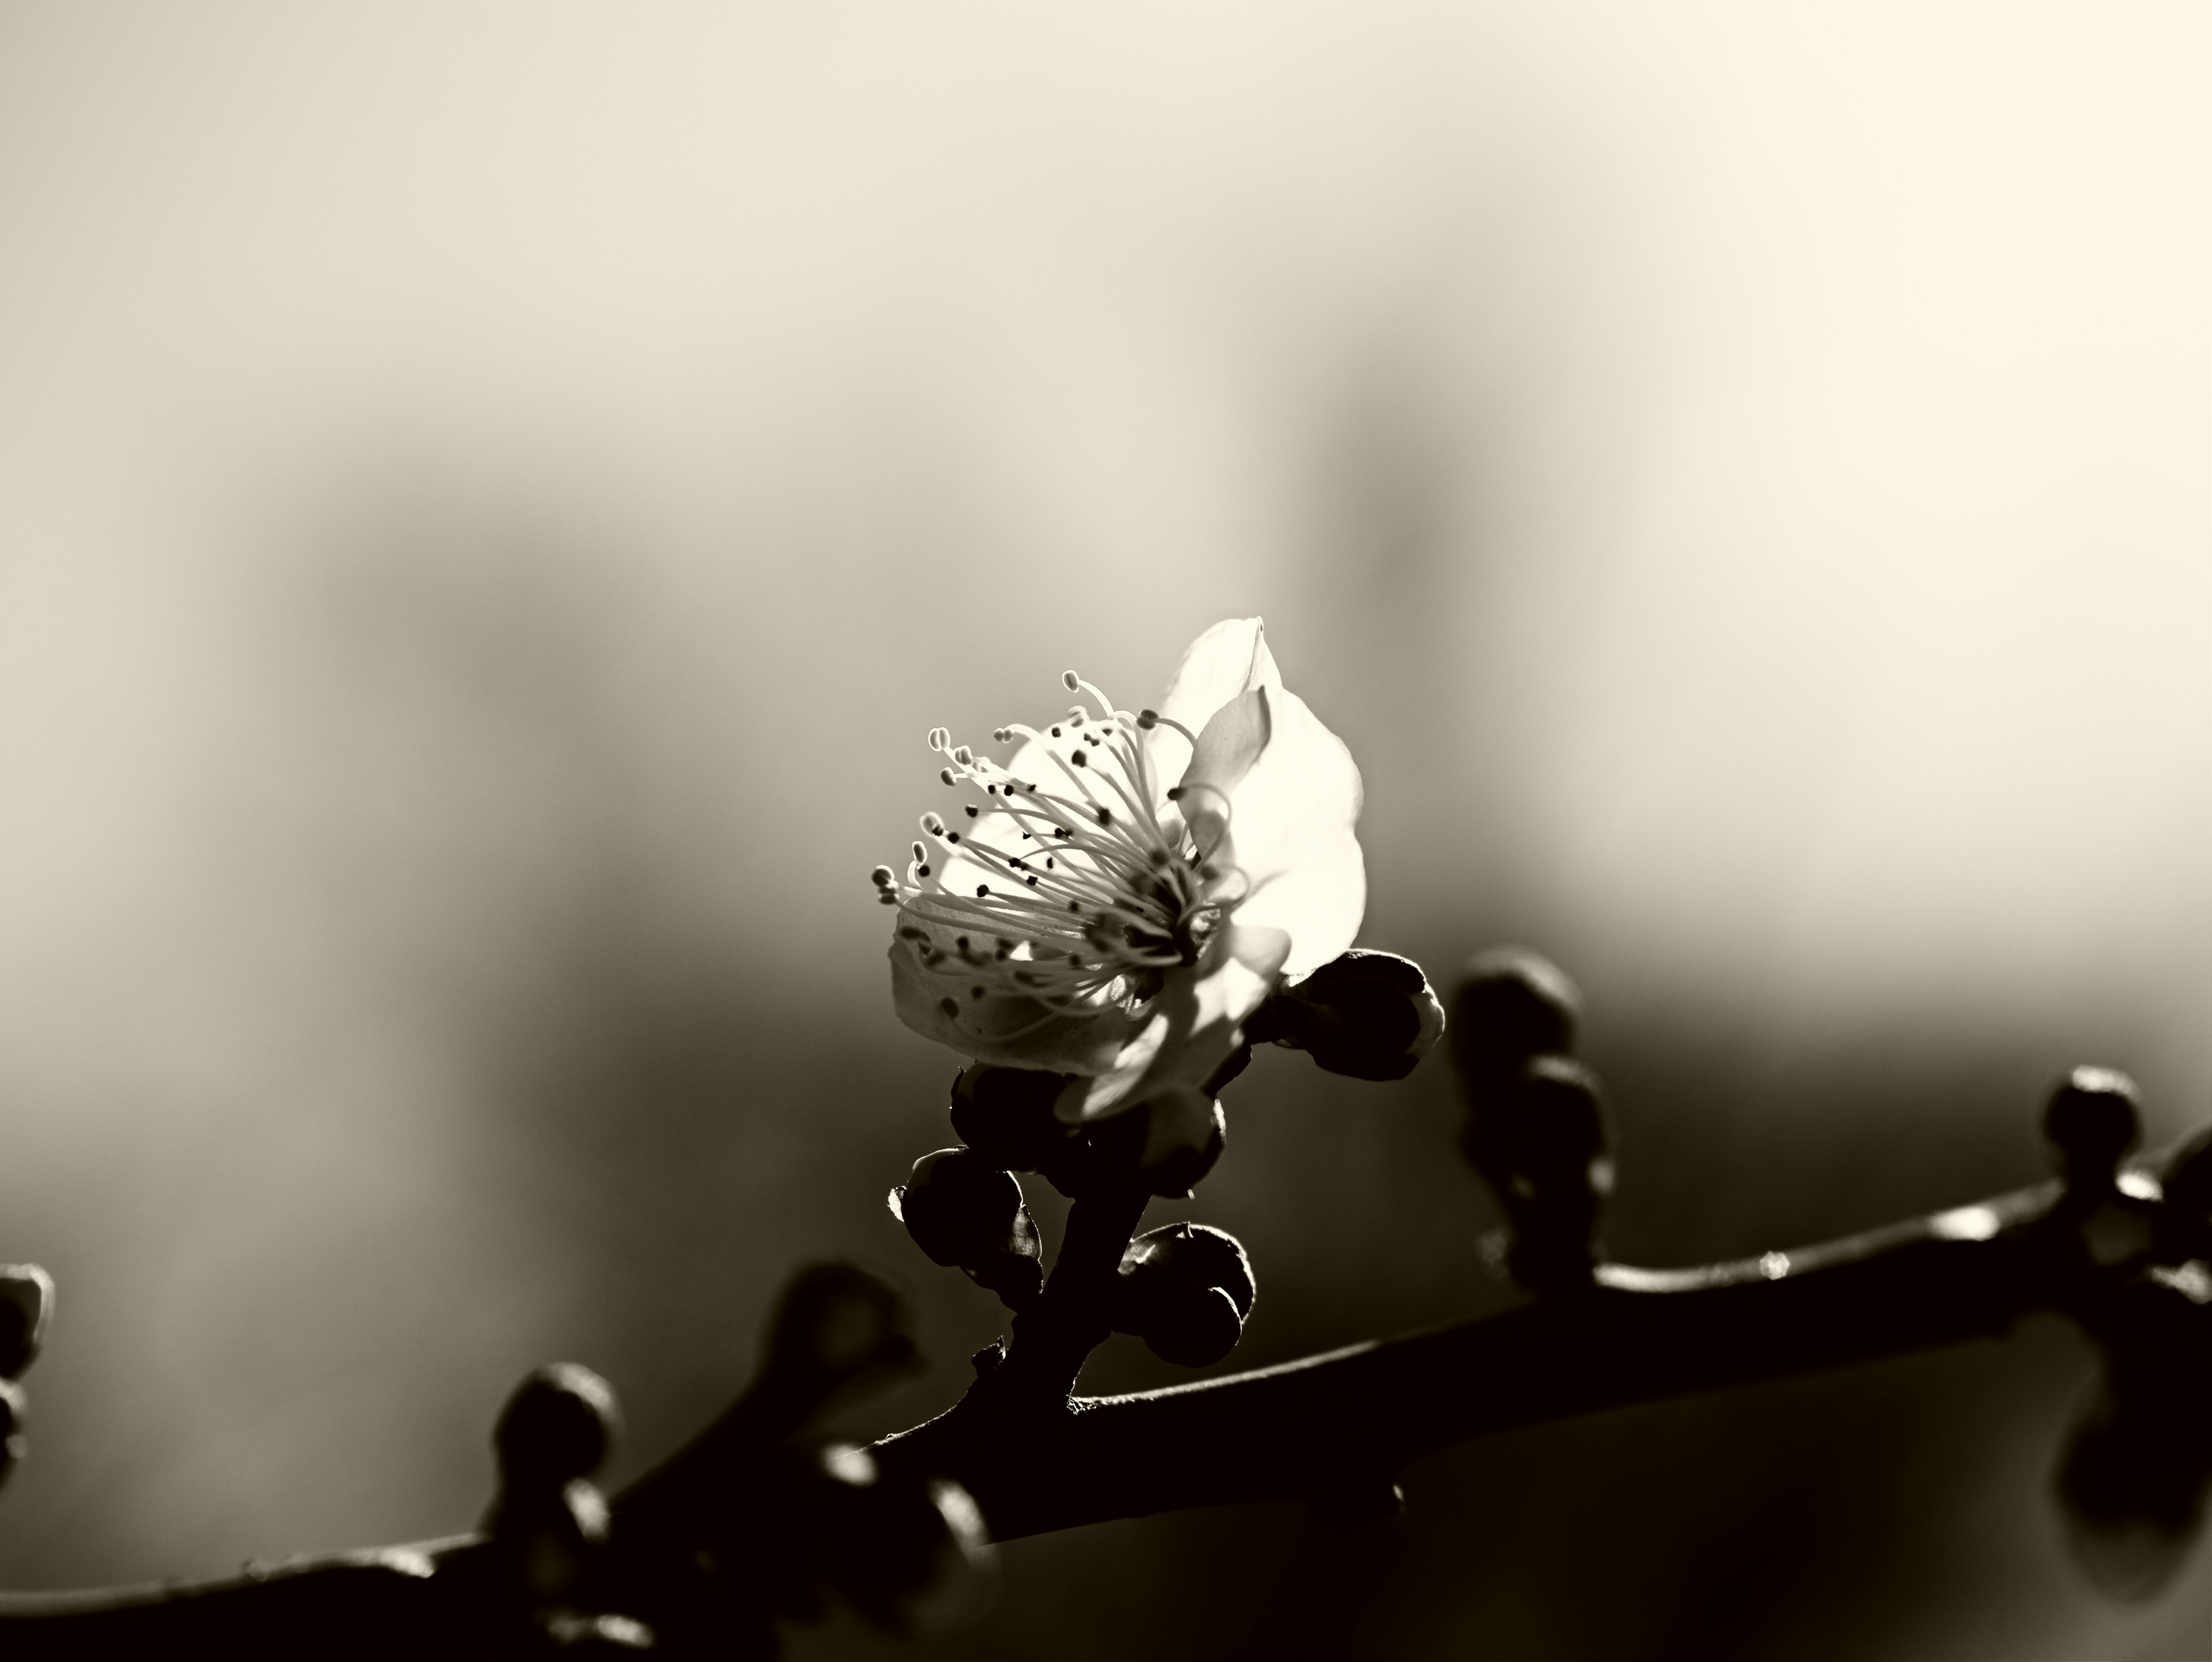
[4,3,2212,1656]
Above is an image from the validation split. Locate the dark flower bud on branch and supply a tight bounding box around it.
[1449,945,1580,1085]
[2057,1272,2212,1599]
[2044,1067,2142,1199]
[1463,1055,1613,1293]
[483,1364,624,1627]
[949,1065,1225,1199]
[0,1265,52,1381]
[756,1265,920,1426]
[1111,1222,1256,1366]
[0,1378,24,1491]
[889,1149,1044,1309]
[808,1443,995,1636]
[1247,950,1444,1081]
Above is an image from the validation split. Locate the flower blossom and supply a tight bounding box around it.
[872,618,1365,1155]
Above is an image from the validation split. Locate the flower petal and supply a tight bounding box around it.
[1217,684,1364,976]
[1142,617,1281,801]
[889,930,1133,1074]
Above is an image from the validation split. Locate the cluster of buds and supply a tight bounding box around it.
[1449,948,1611,1293]
[2036,1069,2212,1597]
[459,1266,988,1655]
[0,1266,50,1492]
[891,948,1443,1377]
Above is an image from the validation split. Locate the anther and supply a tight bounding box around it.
[921,813,946,836]
[965,805,979,818]
[976,885,991,898]
[1138,709,1158,729]
[1051,726,1063,737]
[1071,750,1088,767]
[870,865,895,888]
[912,842,927,863]
[954,746,974,766]
[927,726,949,750]
[940,768,958,786]
[1063,671,1081,691]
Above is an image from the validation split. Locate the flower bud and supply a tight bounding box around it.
[2056,1274,2212,1598]
[0,1377,25,1490]
[948,1065,1082,1173]
[1251,951,1444,1081]
[760,1263,920,1413]
[1464,1057,1612,1292]
[483,1365,621,1612]
[1450,947,1580,1084]
[1113,1222,1256,1366]
[1045,1091,1227,1201]
[0,1265,52,1381]
[494,1363,619,1497]
[2045,1067,2141,1195]
[810,1444,995,1635]
[889,1149,1044,1308]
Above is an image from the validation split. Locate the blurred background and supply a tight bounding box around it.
[3,3,2211,1656]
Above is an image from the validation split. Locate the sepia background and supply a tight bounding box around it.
[4,4,2212,1656]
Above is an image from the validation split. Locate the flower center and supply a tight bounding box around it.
[872,669,1247,1020]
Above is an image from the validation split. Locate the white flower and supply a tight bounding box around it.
[874,618,1365,1130]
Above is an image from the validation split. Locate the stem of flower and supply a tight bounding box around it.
[986,1183,1152,1409]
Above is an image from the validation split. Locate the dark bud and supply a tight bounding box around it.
[0,1265,53,1380]
[1113,1223,1255,1366]
[949,1065,1226,1199]
[1465,1057,1612,1292]
[1047,1095,1226,1200]
[1450,947,1580,1085]
[948,1065,1081,1173]
[1251,951,1444,1081]
[2045,1067,2141,1197]
[889,1149,1044,1309]
[484,1364,621,1608]
[809,1444,995,1634]
[495,1363,619,1497]
[2056,1275,2212,1598]
[0,1377,24,1490]
[760,1264,921,1415]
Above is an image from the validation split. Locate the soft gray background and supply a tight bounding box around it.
[3,5,2211,1656]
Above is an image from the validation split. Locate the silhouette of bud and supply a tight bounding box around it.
[948,1065,1081,1173]
[0,1377,24,1490]
[0,1265,53,1380]
[810,1444,995,1634]
[949,1067,1225,1199]
[495,1364,619,1496]
[1463,1057,1612,1292]
[1113,1223,1256,1366]
[2045,1067,2141,1195]
[1251,951,1445,1081]
[1450,947,1580,1084]
[760,1265,920,1412]
[484,1365,622,1614]
[2057,1275,2212,1598]
[1045,1092,1227,1201]
[889,1149,1044,1308]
